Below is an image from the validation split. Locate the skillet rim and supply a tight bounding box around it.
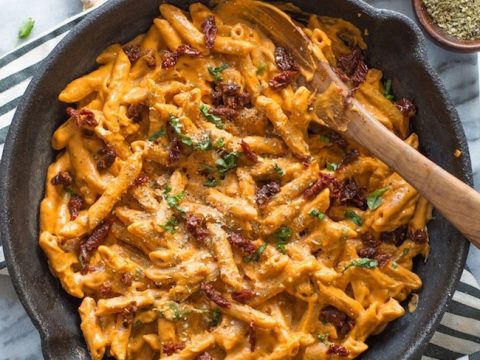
[0,0,472,358]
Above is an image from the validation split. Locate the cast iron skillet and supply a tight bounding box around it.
[0,0,473,359]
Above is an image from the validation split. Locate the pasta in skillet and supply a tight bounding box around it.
[39,2,431,359]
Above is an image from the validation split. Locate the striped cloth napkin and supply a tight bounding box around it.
[0,9,479,360]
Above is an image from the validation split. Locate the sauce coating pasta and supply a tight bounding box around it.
[40,2,431,359]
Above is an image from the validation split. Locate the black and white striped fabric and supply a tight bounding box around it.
[0,10,479,360]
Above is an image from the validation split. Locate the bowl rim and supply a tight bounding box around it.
[0,0,472,359]
[412,0,480,53]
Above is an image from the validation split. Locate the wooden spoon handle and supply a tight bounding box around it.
[344,106,480,247]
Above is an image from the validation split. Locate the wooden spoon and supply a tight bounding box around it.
[219,0,480,247]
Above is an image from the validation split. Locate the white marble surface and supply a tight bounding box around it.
[0,0,479,359]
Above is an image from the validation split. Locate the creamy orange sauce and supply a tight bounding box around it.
[40,2,431,359]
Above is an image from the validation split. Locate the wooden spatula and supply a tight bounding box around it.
[218,0,480,247]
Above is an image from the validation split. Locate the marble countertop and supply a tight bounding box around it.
[0,0,479,359]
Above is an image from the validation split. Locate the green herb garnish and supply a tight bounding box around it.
[200,104,224,129]
[274,226,293,254]
[274,164,284,176]
[317,333,330,344]
[391,261,398,269]
[214,137,225,148]
[208,64,229,82]
[19,18,35,39]
[345,210,363,226]
[169,114,183,134]
[319,135,331,143]
[344,258,378,271]
[163,185,172,194]
[210,308,222,327]
[165,191,185,209]
[326,162,338,171]
[170,302,187,321]
[383,79,394,101]
[256,63,267,75]
[148,128,165,141]
[243,243,268,263]
[216,152,238,174]
[203,178,221,187]
[367,187,389,210]
[65,187,75,196]
[309,209,326,220]
[194,136,212,151]
[160,218,179,234]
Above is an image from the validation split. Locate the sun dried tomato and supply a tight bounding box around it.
[122,301,138,327]
[196,353,213,360]
[304,173,338,200]
[247,321,256,352]
[358,247,377,259]
[210,106,238,119]
[231,289,255,304]
[200,282,231,308]
[274,46,297,71]
[338,179,366,209]
[339,149,360,168]
[130,173,149,189]
[51,171,73,186]
[213,82,251,109]
[123,44,142,64]
[361,232,380,248]
[350,60,368,87]
[228,233,257,256]
[256,181,280,208]
[67,107,98,128]
[96,144,117,171]
[320,306,355,337]
[68,194,83,220]
[268,70,298,91]
[186,215,209,242]
[79,217,115,274]
[202,15,217,49]
[168,136,184,164]
[330,132,348,148]
[176,44,201,57]
[162,51,179,69]
[120,272,133,287]
[99,281,114,298]
[241,140,258,163]
[395,98,417,118]
[327,344,349,357]
[162,342,185,355]
[127,103,148,123]
[381,225,408,246]
[375,252,392,268]
[409,228,428,244]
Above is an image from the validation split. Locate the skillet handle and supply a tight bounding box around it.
[344,108,480,248]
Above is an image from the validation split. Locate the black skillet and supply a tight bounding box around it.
[0,0,472,358]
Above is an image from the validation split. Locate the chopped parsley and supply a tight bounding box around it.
[203,178,221,187]
[383,79,394,101]
[243,243,268,263]
[210,308,222,327]
[391,261,398,269]
[344,258,378,271]
[160,218,179,234]
[148,128,165,141]
[345,210,363,226]
[319,135,331,143]
[169,114,183,134]
[317,333,330,344]
[194,136,212,151]
[200,104,224,129]
[163,185,172,194]
[214,137,225,148]
[19,18,35,39]
[274,163,284,176]
[170,302,188,321]
[309,209,326,220]
[208,64,229,82]
[367,187,389,210]
[274,226,293,254]
[165,191,185,209]
[64,187,75,196]
[326,162,338,171]
[216,152,238,175]
[256,63,267,75]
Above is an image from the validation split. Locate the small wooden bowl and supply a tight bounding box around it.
[412,0,480,52]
